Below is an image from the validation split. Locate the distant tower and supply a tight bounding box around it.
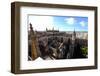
[68,29,76,58]
[52,27,54,39]
[58,28,59,31]
[52,27,54,30]
[72,28,76,42]
[30,23,33,31]
[29,23,39,60]
[46,27,48,31]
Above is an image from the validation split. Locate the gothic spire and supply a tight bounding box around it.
[30,23,33,31]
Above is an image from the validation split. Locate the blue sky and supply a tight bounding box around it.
[29,15,88,31]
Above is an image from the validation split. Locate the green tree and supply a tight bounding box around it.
[81,47,88,57]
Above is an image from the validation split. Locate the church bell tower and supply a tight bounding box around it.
[72,29,76,42]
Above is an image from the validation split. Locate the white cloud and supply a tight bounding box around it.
[65,17,76,25]
[28,15,55,31]
[79,21,86,27]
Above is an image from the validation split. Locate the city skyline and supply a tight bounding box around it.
[28,15,88,31]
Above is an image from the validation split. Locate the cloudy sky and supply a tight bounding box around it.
[28,15,88,31]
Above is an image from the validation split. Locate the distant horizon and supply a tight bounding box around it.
[28,15,88,31]
[31,29,88,32]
